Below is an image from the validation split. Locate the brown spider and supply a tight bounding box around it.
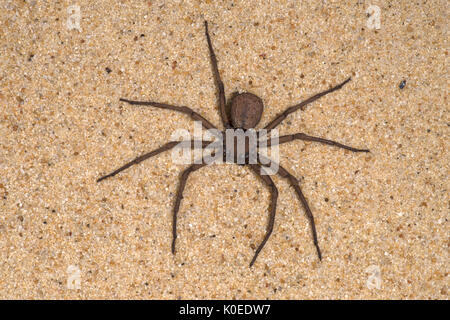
[97,21,369,267]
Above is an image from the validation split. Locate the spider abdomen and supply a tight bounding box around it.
[230,92,264,129]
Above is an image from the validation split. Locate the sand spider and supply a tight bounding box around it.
[97,21,369,267]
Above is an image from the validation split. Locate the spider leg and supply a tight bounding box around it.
[97,140,212,182]
[119,98,217,130]
[172,162,208,255]
[266,133,370,152]
[264,77,352,131]
[248,164,279,267]
[278,165,322,260]
[204,21,230,129]
[258,155,322,261]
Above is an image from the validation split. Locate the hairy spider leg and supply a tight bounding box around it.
[264,77,352,131]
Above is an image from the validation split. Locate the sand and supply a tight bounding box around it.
[0,0,448,299]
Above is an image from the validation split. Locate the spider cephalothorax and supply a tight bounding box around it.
[98,21,369,267]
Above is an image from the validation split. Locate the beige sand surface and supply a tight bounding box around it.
[0,1,448,299]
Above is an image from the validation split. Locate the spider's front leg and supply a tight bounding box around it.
[276,165,322,261]
[257,155,322,261]
[172,162,208,255]
[248,164,279,267]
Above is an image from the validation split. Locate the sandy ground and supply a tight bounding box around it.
[0,0,448,299]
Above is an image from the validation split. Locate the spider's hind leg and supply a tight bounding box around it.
[204,21,230,128]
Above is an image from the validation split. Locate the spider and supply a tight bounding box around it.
[97,21,369,267]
